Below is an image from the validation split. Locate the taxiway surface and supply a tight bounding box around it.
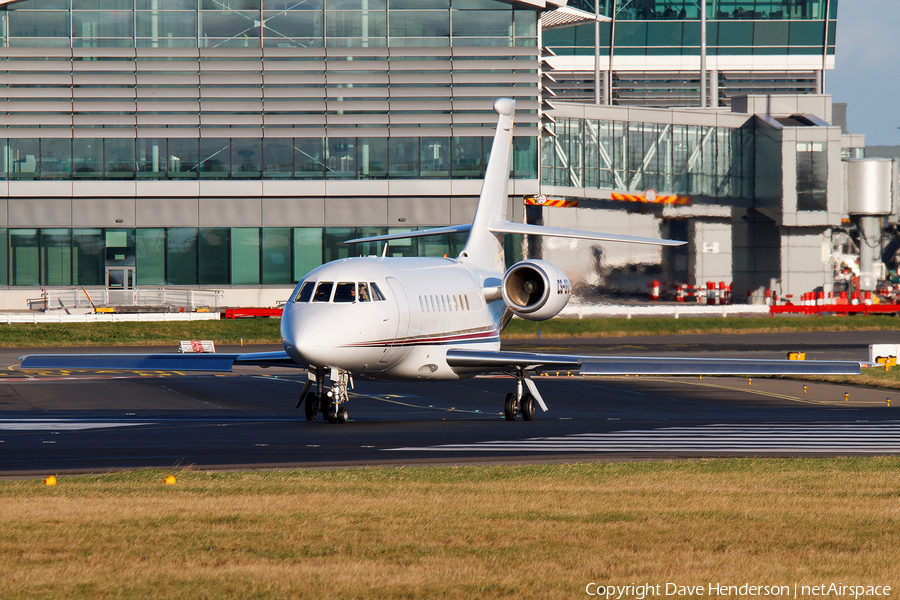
[2,330,899,474]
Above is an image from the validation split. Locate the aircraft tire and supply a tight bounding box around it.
[336,407,349,424]
[304,393,318,421]
[325,407,338,424]
[521,394,535,421]
[504,393,517,421]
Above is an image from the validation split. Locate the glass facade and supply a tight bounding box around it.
[0,136,537,181]
[1,0,537,49]
[0,227,478,287]
[549,0,836,56]
[543,0,836,106]
[541,117,753,198]
[570,0,833,20]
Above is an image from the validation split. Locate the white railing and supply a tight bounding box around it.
[2,312,221,324]
[36,288,223,311]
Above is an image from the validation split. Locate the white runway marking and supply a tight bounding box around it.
[0,420,153,431]
[387,423,900,454]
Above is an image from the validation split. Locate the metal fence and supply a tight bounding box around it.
[29,288,223,312]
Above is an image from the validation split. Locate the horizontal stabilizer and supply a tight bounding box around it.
[488,221,686,247]
[19,351,299,372]
[344,224,472,245]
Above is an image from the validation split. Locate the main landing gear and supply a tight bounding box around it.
[297,368,352,424]
[503,369,537,422]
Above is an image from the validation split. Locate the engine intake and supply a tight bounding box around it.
[501,259,571,321]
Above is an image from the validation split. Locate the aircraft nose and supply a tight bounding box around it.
[281,303,326,366]
[280,304,307,362]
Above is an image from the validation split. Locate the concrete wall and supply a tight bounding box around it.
[779,124,845,228]
[688,219,733,285]
[779,227,831,298]
[0,179,533,229]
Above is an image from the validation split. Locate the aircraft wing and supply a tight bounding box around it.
[342,221,685,248]
[344,224,472,245]
[18,350,301,372]
[445,349,861,376]
[487,221,686,247]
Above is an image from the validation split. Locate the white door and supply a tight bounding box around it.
[379,276,410,364]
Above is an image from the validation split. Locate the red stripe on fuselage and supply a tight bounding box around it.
[343,328,499,348]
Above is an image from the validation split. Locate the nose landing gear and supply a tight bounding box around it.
[323,368,352,424]
[298,368,352,424]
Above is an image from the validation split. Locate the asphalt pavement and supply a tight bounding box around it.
[2,330,899,475]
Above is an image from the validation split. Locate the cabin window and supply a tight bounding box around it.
[370,282,386,301]
[358,282,371,302]
[294,281,314,303]
[334,282,356,303]
[313,281,333,302]
[464,295,470,311]
[419,296,425,312]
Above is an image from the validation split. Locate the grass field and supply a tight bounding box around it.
[3,460,900,599]
[0,319,283,347]
[2,314,900,347]
[786,366,900,391]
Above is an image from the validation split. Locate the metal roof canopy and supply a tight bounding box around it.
[499,0,570,11]
[541,5,610,29]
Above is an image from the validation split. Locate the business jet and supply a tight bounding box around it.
[20,98,860,424]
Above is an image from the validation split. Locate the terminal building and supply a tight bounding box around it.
[0,0,893,309]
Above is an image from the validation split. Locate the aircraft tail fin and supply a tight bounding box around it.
[457,97,516,272]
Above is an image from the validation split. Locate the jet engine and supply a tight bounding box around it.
[501,259,571,321]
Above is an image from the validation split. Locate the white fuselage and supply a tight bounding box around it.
[281,256,508,380]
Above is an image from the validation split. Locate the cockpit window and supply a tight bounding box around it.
[312,282,333,302]
[370,282,386,301]
[358,283,370,302]
[334,282,356,303]
[294,281,314,303]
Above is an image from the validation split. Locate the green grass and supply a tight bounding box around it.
[0,319,283,347]
[781,365,900,391]
[4,459,900,599]
[2,314,900,347]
